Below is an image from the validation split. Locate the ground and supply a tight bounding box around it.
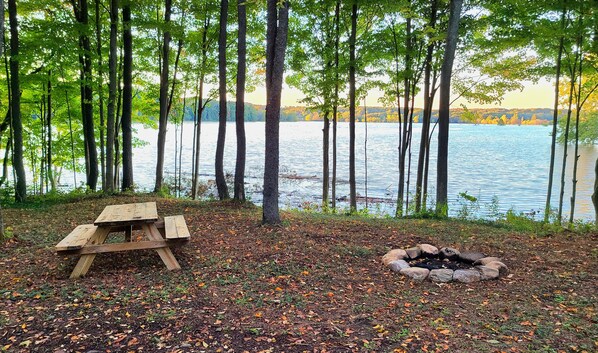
[0,194,596,353]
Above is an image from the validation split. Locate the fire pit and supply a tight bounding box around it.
[382,244,509,283]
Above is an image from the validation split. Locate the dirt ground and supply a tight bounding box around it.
[1,194,596,352]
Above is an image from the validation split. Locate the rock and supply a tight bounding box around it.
[475,265,500,280]
[439,247,460,260]
[418,244,439,257]
[458,252,486,264]
[388,260,410,272]
[473,257,502,266]
[405,246,422,260]
[453,269,481,283]
[484,261,509,276]
[429,269,454,283]
[382,249,408,265]
[399,267,430,281]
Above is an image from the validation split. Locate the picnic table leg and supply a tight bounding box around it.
[125,225,132,242]
[70,227,111,279]
[142,223,181,271]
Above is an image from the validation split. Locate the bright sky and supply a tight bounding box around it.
[245,79,555,109]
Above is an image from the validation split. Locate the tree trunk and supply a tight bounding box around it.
[435,0,463,216]
[569,23,584,225]
[331,0,340,210]
[46,71,55,191]
[234,0,247,201]
[95,0,105,190]
[215,0,229,199]
[592,157,597,224]
[8,0,26,202]
[545,9,566,222]
[106,0,118,193]
[322,109,330,208]
[72,0,99,191]
[154,0,172,193]
[415,0,437,214]
[263,0,289,225]
[348,2,357,212]
[121,1,133,190]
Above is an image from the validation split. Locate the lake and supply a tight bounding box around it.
[130,121,597,221]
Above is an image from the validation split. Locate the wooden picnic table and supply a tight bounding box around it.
[56,202,190,279]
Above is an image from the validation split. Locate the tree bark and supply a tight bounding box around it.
[154,0,172,193]
[95,0,105,190]
[348,2,357,212]
[192,16,210,199]
[592,157,598,224]
[216,0,229,199]
[46,71,55,191]
[263,0,289,224]
[331,0,340,210]
[106,0,118,193]
[121,1,133,190]
[8,0,26,202]
[435,0,463,216]
[72,0,98,191]
[234,0,247,201]
[415,0,437,214]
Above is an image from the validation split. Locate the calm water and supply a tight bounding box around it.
[130,121,596,220]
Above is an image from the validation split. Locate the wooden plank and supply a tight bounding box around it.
[142,223,181,270]
[69,227,111,278]
[74,240,169,254]
[164,215,190,239]
[94,202,158,226]
[56,224,98,251]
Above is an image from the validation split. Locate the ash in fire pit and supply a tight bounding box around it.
[382,244,509,283]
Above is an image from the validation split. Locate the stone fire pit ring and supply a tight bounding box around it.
[382,244,509,283]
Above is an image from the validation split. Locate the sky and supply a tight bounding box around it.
[244,79,555,110]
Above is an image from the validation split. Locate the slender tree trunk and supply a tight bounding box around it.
[544,6,566,223]
[263,0,289,224]
[348,2,357,212]
[177,96,184,197]
[46,71,55,191]
[415,0,437,213]
[435,0,463,216]
[323,110,330,207]
[592,157,598,224]
[72,0,99,191]
[234,0,247,201]
[569,26,584,224]
[558,61,578,223]
[154,0,172,192]
[95,0,106,190]
[331,0,340,210]
[106,0,118,193]
[215,0,229,199]
[121,1,133,190]
[192,16,210,199]
[8,0,26,202]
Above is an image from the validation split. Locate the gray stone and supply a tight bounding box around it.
[418,244,439,257]
[439,247,460,260]
[388,260,410,272]
[473,257,502,266]
[399,267,430,281]
[458,252,486,264]
[453,269,481,283]
[475,265,500,280]
[382,249,408,265]
[429,269,454,283]
[405,246,422,260]
[484,261,509,276]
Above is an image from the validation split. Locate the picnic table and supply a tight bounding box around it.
[55,202,190,279]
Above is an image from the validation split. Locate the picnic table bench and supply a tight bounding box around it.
[56,202,190,278]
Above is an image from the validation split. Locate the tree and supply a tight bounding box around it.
[348,2,357,211]
[593,157,598,224]
[71,0,99,191]
[106,0,119,193]
[121,0,134,190]
[263,0,289,224]
[234,0,247,201]
[436,0,463,215]
[8,0,26,202]
[215,0,229,200]
[154,0,173,193]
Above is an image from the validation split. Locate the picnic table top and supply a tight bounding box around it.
[94,202,159,226]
